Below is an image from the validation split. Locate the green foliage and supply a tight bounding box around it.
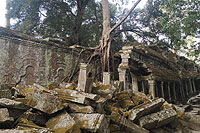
[6,0,200,61]
[7,0,124,48]
[7,0,102,46]
[160,0,200,48]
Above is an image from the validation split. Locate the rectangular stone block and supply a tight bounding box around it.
[71,113,108,132]
[16,86,64,114]
[139,108,177,129]
[46,111,77,133]
[129,98,165,121]
[0,108,14,128]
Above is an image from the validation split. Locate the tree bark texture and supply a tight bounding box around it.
[100,0,141,72]
[101,0,111,72]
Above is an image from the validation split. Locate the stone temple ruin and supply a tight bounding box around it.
[0,27,199,102]
[0,26,200,132]
[116,42,200,103]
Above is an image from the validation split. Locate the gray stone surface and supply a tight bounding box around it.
[0,98,29,110]
[0,108,14,128]
[129,98,165,121]
[139,108,177,129]
[16,87,64,114]
[71,113,108,132]
[46,111,76,133]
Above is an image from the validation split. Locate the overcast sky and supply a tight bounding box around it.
[0,0,6,27]
[0,0,147,27]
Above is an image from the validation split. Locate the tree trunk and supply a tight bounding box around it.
[6,0,11,29]
[101,0,111,72]
[100,0,141,72]
[74,0,90,45]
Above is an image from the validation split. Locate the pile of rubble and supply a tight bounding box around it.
[0,81,199,133]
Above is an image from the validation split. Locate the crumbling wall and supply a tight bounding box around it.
[0,37,81,86]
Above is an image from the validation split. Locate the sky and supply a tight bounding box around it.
[0,0,147,27]
[0,0,6,27]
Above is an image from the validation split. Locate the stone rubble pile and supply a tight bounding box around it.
[0,81,199,133]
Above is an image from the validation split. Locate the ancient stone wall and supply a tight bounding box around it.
[0,36,80,86]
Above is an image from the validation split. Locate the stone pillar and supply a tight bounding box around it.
[185,80,189,97]
[118,52,130,90]
[168,82,172,102]
[77,63,87,92]
[103,72,110,85]
[121,53,130,65]
[192,79,197,94]
[180,82,185,100]
[141,81,145,93]
[118,67,126,89]
[131,74,138,92]
[148,80,156,98]
[161,81,165,98]
[173,82,177,101]
[188,79,193,95]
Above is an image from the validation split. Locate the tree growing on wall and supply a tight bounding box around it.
[6,0,103,46]
[99,0,141,72]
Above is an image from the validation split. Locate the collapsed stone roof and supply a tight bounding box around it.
[118,42,200,81]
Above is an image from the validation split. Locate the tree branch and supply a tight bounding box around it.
[109,0,142,33]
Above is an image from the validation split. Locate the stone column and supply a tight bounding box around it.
[103,72,110,85]
[131,74,138,92]
[180,81,185,100]
[77,63,87,92]
[168,82,172,102]
[192,79,197,94]
[118,52,130,90]
[161,81,165,98]
[188,79,193,95]
[173,82,177,101]
[148,80,156,98]
[118,67,126,89]
[141,81,145,93]
[185,80,189,97]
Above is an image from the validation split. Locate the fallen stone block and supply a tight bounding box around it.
[8,108,26,120]
[110,112,149,133]
[59,82,77,90]
[0,129,52,133]
[16,118,44,130]
[15,88,64,114]
[25,110,49,126]
[115,91,135,110]
[68,103,94,113]
[0,84,13,99]
[132,92,152,105]
[55,89,86,104]
[0,108,14,128]
[55,89,100,104]
[139,108,177,129]
[129,98,165,121]
[179,112,200,131]
[46,111,78,133]
[109,124,120,132]
[0,98,29,110]
[71,113,109,132]
[92,83,116,97]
